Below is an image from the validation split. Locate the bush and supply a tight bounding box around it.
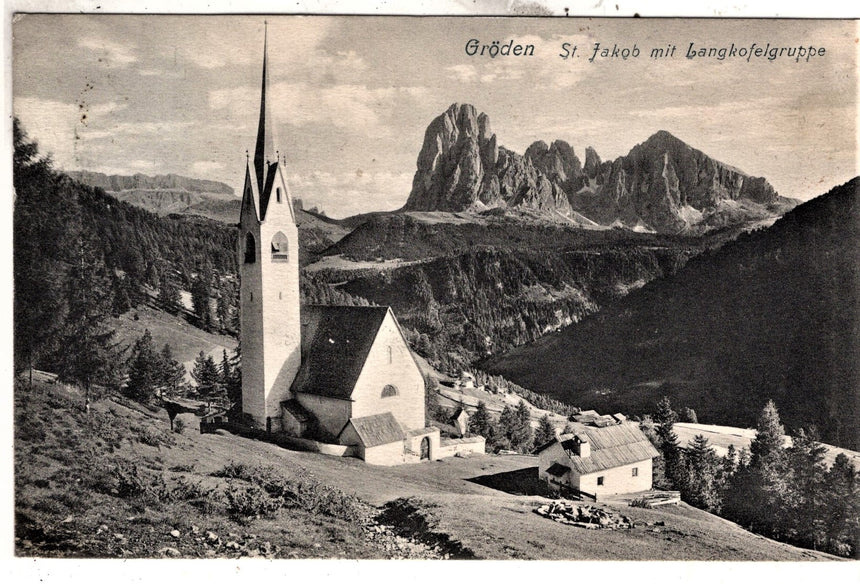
[224,483,283,521]
[213,462,365,522]
[173,418,185,434]
[170,476,216,501]
[136,425,173,447]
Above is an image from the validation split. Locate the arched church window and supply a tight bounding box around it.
[271,231,289,262]
[382,384,399,398]
[276,187,282,203]
[244,232,256,264]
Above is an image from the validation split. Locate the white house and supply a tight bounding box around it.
[536,422,659,499]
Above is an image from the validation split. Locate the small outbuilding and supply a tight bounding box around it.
[338,412,407,466]
[450,407,470,437]
[536,421,659,500]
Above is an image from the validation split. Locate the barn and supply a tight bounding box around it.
[536,422,659,499]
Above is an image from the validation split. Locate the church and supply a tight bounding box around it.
[235,29,472,465]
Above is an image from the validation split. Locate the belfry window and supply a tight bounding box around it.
[271,231,289,262]
[244,232,256,264]
[276,187,282,203]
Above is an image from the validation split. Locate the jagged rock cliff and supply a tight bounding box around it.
[403,104,792,233]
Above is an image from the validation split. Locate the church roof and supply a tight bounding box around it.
[340,412,406,448]
[291,305,391,401]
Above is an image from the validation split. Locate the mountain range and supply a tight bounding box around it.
[483,178,860,450]
[65,170,241,224]
[403,103,798,233]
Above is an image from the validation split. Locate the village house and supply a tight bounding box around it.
[536,419,659,499]
[235,28,482,465]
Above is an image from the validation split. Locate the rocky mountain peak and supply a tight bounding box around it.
[403,106,788,232]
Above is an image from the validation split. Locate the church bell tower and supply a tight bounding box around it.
[238,24,302,430]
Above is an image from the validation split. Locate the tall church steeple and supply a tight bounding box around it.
[238,23,301,431]
[253,21,275,195]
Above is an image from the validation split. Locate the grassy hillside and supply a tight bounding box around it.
[14,378,841,560]
[485,179,860,449]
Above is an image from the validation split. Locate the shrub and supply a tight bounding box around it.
[136,425,173,447]
[213,462,365,522]
[224,483,283,521]
[173,418,185,434]
[110,460,148,498]
[170,476,216,501]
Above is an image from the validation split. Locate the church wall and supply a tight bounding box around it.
[257,169,302,419]
[295,393,352,440]
[350,311,426,431]
[239,164,302,428]
[239,176,266,427]
[362,441,408,466]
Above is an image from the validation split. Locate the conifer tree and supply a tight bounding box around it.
[469,401,492,440]
[786,427,829,550]
[158,343,186,398]
[216,283,233,332]
[157,271,182,314]
[513,400,533,452]
[682,434,722,512]
[823,454,859,557]
[191,270,214,330]
[225,345,242,415]
[653,396,685,490]
[13,118,76,383]
[534,413,555,448]
[191,350,223,406]
[724,400,789,538]
[53,238,124,406]
[125,329,159,402]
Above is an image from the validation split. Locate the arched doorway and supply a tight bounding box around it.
[420,436,430,460]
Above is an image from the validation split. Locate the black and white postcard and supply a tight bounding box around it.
[10,9,859,570]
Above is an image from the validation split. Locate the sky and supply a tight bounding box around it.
[12,15,858,217]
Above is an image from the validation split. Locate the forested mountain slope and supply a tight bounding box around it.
[485,179,860,449]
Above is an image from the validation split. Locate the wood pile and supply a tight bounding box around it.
[534,502,633,530]
[630,491,681,508]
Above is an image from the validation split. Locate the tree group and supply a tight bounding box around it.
[645,396,859,558]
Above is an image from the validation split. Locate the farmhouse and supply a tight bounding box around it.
[235,28,482,465]
[536,421,659,499]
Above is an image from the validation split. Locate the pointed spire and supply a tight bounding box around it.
[254,21,274,195]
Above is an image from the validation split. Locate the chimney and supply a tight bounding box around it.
[573,434,590,458]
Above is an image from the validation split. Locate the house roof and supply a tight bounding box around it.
[291,305,391,401]
[541,423,660,475]
[546,462,570,477]
[340,412,406,448]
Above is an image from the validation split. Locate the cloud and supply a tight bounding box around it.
[191,160,225,175]
[209,81,427,133]
[288,170,414,218]
[78,36,137,67]
[447,64,478,82]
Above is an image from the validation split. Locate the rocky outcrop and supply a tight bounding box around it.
[404,104,573,215]
[403,104,789,233]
